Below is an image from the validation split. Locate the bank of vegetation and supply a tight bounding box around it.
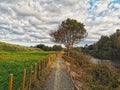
[82,29,120,63]
[63,49,120,90]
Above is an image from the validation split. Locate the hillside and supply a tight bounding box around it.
[0,42,40,52]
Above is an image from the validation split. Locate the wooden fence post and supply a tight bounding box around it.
[50,56,52,65]
[56,53,58,57]
[45,59,47,68]
[43,59,45,69]
[8,74,13,90]
[40,60,42,73]
[46,57,49,67]
[38,61,41,79]
[29,66,32,90]
[22,69,26,90]
[34,63,37,81]
[42,59,44,70]
[52,56,53,63]
[48,56,50,66]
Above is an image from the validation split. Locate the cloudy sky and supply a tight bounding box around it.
[0,0,120,46]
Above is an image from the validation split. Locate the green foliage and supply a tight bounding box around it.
[87,62,120,90]
[52,45,63,51]
[50,18,87,52]
[35,44,63,51]
[85,29,120,63]
[35,44,50,51]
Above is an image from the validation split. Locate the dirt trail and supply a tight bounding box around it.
[46,58,74,90]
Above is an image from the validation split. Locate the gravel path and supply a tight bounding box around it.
[46,58,74,90]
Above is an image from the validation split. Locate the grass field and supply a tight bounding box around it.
[0,42,54,90]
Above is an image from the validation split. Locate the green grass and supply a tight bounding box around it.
[0,42,54,90]
[0,51,54,90]
[0,42,40,52]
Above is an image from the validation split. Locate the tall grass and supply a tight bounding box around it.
[63,49,120,90]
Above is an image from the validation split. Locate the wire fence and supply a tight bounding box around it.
[0,54,57,90]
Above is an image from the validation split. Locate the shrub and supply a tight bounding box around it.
[69,50,92,68]
[87,62,120,90]
[63,49,120,90]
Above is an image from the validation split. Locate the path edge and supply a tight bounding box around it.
[69,73,79,90]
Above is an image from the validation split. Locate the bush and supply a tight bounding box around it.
[87,62,120,90]
[63,49,120,90]
[35,44,63,51]
[69,50,91,68]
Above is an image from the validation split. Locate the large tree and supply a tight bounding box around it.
[50,18,87,55]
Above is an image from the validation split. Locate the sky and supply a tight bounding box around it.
[0,0,120,46]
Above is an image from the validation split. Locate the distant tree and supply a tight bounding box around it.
[52,45,63,51]
[87,44,94,50]
[50,18,87,55]
[35,44,63,51]
[36,44,45,49]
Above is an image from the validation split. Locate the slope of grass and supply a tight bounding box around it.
[0,42,40,52]
[0,42,54,90]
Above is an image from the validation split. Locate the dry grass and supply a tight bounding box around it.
[63,50,120,90]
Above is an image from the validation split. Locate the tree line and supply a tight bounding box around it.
[34,44,63,51]
[83,29,120,63]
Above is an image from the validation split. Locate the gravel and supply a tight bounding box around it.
[46,58,75,90]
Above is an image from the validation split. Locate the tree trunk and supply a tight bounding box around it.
[66,44,73,56]
[66,49,70,56]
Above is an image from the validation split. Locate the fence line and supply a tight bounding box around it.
[8,74,13,90]
[21,69,26,90]
[7,54,57,90]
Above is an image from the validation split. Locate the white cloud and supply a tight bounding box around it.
[0,0,120,46]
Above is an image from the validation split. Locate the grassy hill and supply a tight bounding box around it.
[0,42,40,52]
[0,42,54,61]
